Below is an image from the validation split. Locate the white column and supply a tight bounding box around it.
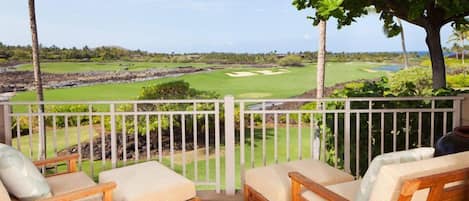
[224,95,236,195]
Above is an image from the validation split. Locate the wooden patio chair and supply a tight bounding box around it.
[244,159,355,201]
[289,151,469,201]
[3,153,116,201]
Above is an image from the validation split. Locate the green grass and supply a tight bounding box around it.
[420,58,469,69]
[17,62,212,73]
[12,127,97,159]
[13,62,387,104]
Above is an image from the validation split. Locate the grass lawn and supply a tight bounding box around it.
[421,58,469,69]
[13,62,387,103]
[17,62,213,73]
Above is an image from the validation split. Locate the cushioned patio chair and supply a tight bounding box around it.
[289,150,469,201]
[1,153,116,201]
[244,159,355,201]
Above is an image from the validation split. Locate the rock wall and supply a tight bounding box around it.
[0,66,207,93]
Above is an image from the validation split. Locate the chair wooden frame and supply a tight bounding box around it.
[289,168,469,201]
[30,154,117,201]
[244,184,270,201]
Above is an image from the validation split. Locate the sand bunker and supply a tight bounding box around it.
[226,69,289,77]
[226,71,257,77]
[256,69,288,75]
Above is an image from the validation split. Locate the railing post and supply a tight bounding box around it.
[456,94,469,127]
[344,99,351,174]
[224,95,236,195]
[453,98,461,128]
[110,103,117,168]
[0,93,13,145]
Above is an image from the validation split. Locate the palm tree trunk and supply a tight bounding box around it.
[315,20,327,161]
[28,0,46,159]
[316,20,326,99]
[462,35,465,64]
[397,19,409,69]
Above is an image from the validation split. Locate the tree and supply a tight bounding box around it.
[448,25,469,64]
[450,43,462,60]
[292,0,469,89]
[397,18,409,69]
[316,20,326,98]
[28,0,46,159]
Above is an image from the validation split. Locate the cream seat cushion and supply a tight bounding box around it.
[370,151,469,201]
[99,161,196,201]
[46,171,101,201]
[245,159,354,201]
[301,180,429,201]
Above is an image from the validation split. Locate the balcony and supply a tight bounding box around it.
[0,95,466,200]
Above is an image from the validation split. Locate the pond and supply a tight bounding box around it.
[373,65,402,72]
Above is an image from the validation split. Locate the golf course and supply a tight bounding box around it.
[12,61,388,102]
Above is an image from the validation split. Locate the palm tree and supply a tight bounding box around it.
[450,43,462,60]
[28,0,46,159]
[397,18,409,69]
[448,26,469,64]
[317,20,326,99]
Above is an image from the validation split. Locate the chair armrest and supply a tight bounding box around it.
[288,172,349,201]
[34,154,80,173]
[37,182,116,201]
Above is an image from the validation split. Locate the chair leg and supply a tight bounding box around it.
[291,179,301,201]
[103,190,113,201]
[244,185,250,201]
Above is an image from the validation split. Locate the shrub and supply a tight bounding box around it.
[11,116,37,136]
[45,105,97,127]
[277,55,304,67]
[388,67,432,96]
[448,74,469,88]
[313,77,460,176]
[111,81,219,140]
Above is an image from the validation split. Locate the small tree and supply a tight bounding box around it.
[292,0,469,89]
[277,55,304,66]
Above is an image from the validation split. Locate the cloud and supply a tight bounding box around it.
[303,33,313,40]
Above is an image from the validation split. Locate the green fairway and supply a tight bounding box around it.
[17,62,212,73]
[13,62,387,103]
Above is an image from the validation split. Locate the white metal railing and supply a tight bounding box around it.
[0,99,222,193]
[236,96,463,185]
[0,96,465,195]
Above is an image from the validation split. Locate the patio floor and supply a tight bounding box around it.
[197,190,243,201]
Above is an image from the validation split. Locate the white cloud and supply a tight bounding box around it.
[303,33,313,40]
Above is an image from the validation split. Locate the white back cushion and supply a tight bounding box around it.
[355,147,435,201]
[370,150,469,201]
[0,144,51,201]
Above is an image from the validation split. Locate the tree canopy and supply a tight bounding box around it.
[293,0,469,89]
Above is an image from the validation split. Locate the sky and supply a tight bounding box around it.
[0,0,454,53]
